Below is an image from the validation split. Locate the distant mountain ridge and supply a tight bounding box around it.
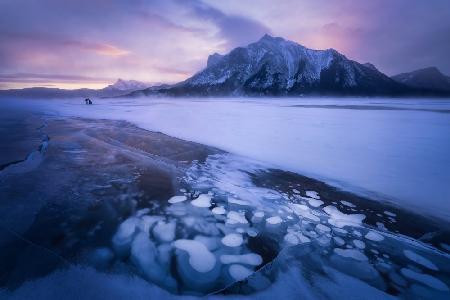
[0,79,152,98]
[391,67,450,92]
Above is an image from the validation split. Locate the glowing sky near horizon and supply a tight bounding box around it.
[1,0,450,89]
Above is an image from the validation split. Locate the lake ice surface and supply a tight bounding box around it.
[4,97,449,218]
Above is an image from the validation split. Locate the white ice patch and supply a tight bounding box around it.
[220,253,262,266]
[168,195,187,204]
[334,248,368,261]
[152,220,176,242]
[191,194,212,208]
[341,201,356,208]
[228,264,253,281]
[323,206,365,228]
[400,268,449,291]
[221,233,244,247]
[403,250,438,271]
[266,216,283,225]
[353,240,366,249]
[226,211,248,225]
[173,239,216,273]
[316,224,331,233]
[212,206,226,215]
[228,198,250,206]
[305,191,320,199]
[364,231,384,242]
[290,203,320,222]
[307,198,324,208]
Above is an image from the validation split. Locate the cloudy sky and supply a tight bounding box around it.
[1,0,449,89]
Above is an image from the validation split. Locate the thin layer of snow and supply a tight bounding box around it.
[305,191,320,199]
[212,206,226,215]
[226,211,248,225]
[6,97,450,218]
[173,239,216,273]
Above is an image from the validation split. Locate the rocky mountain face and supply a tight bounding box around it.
[392,67,450,92]
[147,34,407,97]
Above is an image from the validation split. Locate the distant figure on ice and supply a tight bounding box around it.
[85,98,93,105]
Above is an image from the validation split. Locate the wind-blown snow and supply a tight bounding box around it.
[4,97,450,218]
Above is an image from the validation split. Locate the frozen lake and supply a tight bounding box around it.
[2,97,450,219]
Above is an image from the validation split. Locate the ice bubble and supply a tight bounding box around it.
[306,191,320,199]
[221,233,244,247]
[383,211,396,217]
[191,194,212,208]
[251,211,265,223]
[266,216,283,225]
[220,253,262,266]
[334,248,368,261]
[353,239,366,249]
[316,224,331,233]
[226,211,248,225]
[228,198,250,206]
[284,231,311,245]
[131,233,177,290]
[365,231,384,242]
[403,250,438,271]
[174,239,220,292]
[168,195,187,204]
[112,217,140,256]
[152,220,176,242]
[173,239,216,273]
[194,235,220,251]
[308,198,324,208]
[228,264,253,281]
[341,201,356,208]
[333,236,345,246]
[212,206,226,215]
[400,268,449,291]
[323,205,365,228]
[290,203,320,222]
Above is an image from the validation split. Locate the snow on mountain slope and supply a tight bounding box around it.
[105,79,151,91]
[166,34,403,96]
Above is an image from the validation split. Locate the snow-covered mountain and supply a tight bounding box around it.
[392,67,450,92]
[105,79,151,91]
[153,34,405,96]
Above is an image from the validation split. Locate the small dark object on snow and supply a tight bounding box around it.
[85,98,93,105]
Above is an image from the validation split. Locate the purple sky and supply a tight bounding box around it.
[1,0,450,89]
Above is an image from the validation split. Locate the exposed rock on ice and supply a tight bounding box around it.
[191,194,212,208]
[221,233,244,247]
[403,250,438,271]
